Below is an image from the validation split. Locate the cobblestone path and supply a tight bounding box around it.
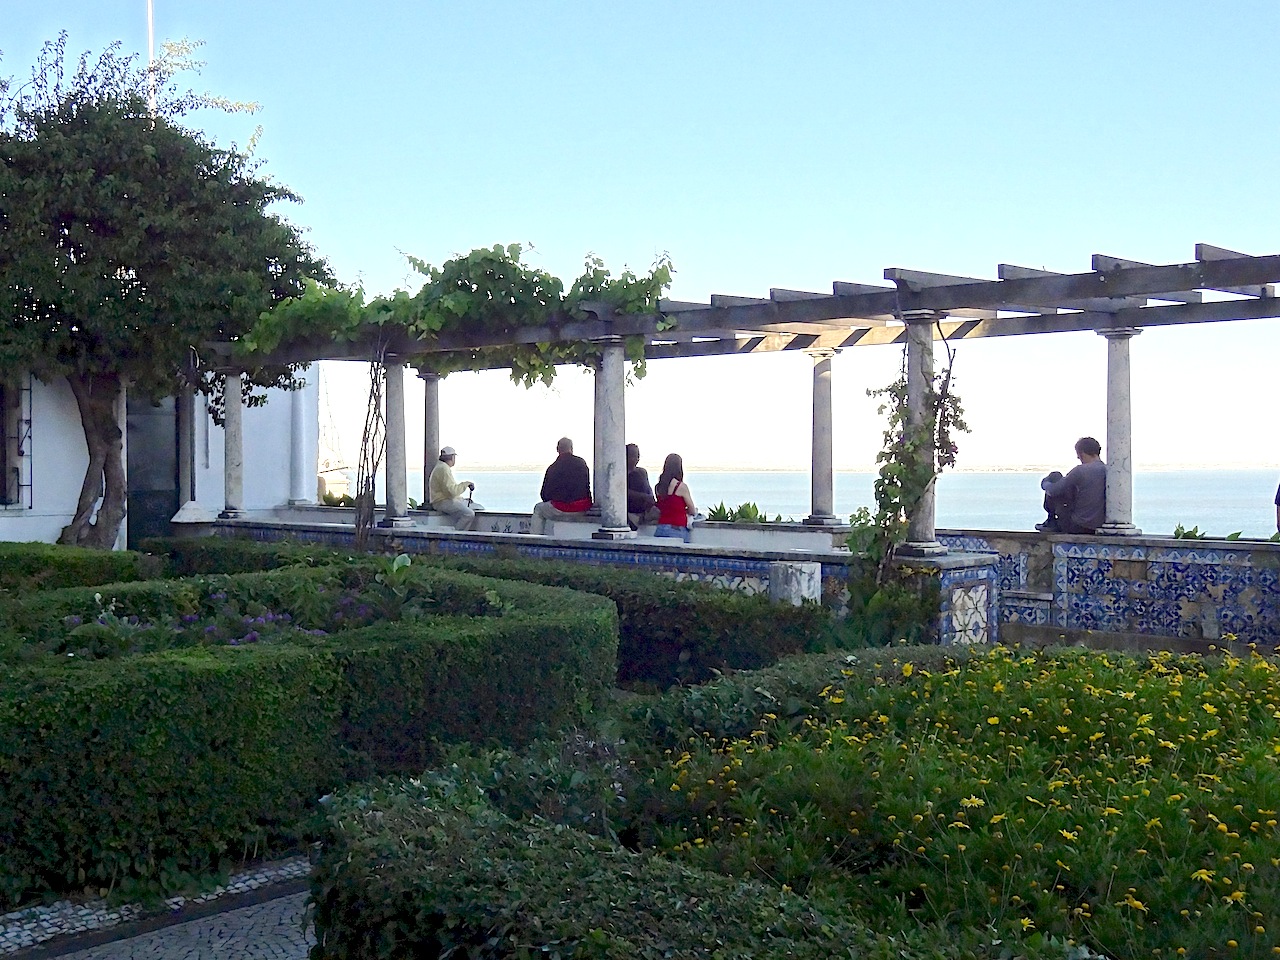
[55,893,311,960]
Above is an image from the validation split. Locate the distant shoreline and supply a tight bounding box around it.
[439,464,1280,474]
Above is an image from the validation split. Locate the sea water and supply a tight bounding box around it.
[405,468,1280,540]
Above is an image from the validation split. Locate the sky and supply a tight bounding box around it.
[5,1,1280,472]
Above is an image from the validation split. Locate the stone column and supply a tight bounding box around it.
[1098,328,1142,536]
[804,348,839,525]
[176,383,195,506]
[592,358,605,507]
[897,311,947,557]
[379,361,413,527]
[219,372,244,519]
[288,373,311,504]
[419,371,440,500]
[592,339,633,539]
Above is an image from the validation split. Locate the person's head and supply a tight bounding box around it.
[1075,437,1102,462]
[556,437,573,455]
[439,446,457,464]
[626,443,640,469]
[659,453,684,486]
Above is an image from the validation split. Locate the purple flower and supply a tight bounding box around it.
[244,631,259,643]
[205,625,218,634]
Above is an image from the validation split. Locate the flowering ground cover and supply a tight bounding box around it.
[640,647,1280,958]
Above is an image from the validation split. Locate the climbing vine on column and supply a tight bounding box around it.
[846,321,967,642]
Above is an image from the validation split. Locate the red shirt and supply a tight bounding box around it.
[656,484,689,527]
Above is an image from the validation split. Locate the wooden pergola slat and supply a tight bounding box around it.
[213,247,1280,369]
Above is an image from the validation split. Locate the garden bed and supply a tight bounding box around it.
[0,551,617,908]
[313,645,1280,958]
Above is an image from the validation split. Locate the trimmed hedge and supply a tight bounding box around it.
[419,554,833,687]
[142,537,835,687]
[0,541,165,593]
[0,563,617,907]
[137,536,346,577]
[0,645,340,906]
[310,775,958,960]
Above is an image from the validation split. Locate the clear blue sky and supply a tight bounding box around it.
[6,2,1280,470]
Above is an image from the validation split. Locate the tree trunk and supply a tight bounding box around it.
[59,372,128,549]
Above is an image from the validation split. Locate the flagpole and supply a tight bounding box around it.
[146,0,156,113]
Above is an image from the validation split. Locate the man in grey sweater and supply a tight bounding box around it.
[1039,437,1107,534]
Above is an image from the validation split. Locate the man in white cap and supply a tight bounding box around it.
[428,446,477,530]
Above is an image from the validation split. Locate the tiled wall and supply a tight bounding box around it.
[940,531,1280,644]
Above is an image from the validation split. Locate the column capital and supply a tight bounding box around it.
[1098,326,1142,340]
[804,347,840,361]
[590,334,626,346]
[416,369,441,382]
[901,308,945,325]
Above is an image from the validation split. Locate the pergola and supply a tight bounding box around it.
[212,244,1280,548]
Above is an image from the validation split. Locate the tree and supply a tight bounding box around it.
[0,36,328,547]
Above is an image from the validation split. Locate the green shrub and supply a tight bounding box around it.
[333,576,617,775]
[310,774,1002,960]
[0,541,165,592]
[0,563,618,907]
[138,536,344,577]
[420,554,832,687]
[142,538,836,687]
[614,646,1280,959]
[317,646,1280,958]
[0,644,341,906]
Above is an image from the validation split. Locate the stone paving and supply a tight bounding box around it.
[0,858,310,957]
[55,893,311,960]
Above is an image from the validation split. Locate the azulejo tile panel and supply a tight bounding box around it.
[948,583,989,645]
[1002,597,1050,625]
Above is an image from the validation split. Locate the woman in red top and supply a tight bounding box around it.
[654,453,696,542]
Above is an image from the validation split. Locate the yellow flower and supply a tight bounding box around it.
[1118,893,1148,912]
[1059,829,1078,841]
[1223,890,1246,904]
[960,796,985,808]
[990,813,1007,824]
[987,716,1000,725]
[1056,725,1070,734]
[902,663,913,677]
[1019,918,1034,930]
[1190,869,1215,883]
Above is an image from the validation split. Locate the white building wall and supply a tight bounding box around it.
[0,371,318,545]
[0,377,92,544]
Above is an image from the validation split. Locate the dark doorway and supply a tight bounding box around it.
[126,395,178,549]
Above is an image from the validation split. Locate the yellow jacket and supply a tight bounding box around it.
[428,460,470,506]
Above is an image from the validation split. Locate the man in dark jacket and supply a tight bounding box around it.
[626,443,659,530]
[530,437,592,535]
[1039,437,1107,534]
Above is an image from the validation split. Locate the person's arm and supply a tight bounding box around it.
[1046,466,1077,499]
[678,481,696,516]
[540,465,554,503]
[641,468,655,505]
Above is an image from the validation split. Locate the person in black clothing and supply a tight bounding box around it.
[530,437,592,535]
[626,443,659,530]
